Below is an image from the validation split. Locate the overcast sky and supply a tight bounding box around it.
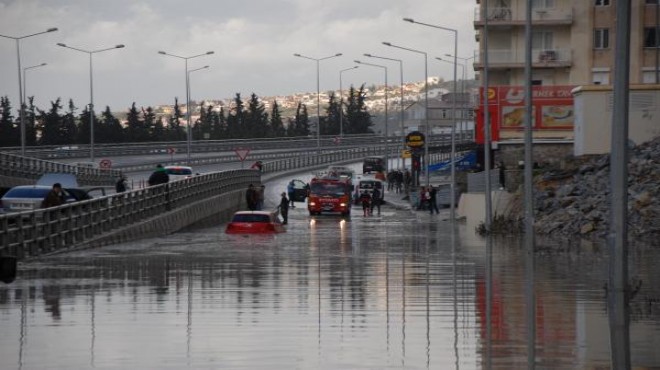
[0,0,477,112]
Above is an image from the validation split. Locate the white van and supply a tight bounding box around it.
[353,178,384,204]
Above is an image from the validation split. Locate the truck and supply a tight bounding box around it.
[307,175,353,216]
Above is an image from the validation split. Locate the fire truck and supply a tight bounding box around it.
[307,175,353,216]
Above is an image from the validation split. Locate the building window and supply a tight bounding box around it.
[646,0,658,4]
[592,71,610,85]
[595,0,610,5]
[644,27,660,47]
[533,0,555,9]
[642,70,660,83]
[594,28,610,49]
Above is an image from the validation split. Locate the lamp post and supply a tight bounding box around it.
[1,27,58,155]
[187,65,210,141]
[445,53,476,141]
[403,17,459,220]
[364,53,405,169]
[354,60,389,172]
[382,41,428,187]
[339,66,358,138]
[57,43,124,163]
[293,53,342,152]
[436,57,466,141]
[23,63,47,102]
[158,50,214,164]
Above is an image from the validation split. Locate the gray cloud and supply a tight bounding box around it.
[0,0,477,112]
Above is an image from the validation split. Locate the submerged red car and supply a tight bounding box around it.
[225,211,286,234]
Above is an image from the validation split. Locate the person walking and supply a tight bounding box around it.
[147,164,169,186]
[498,161,506,190]
[429,185,439,214]
[360,190,372,217]
[371,187,382,216]
[279,192,289,225]
[246,184,258,211]
[287,180,296,208]
[42,183,65,208]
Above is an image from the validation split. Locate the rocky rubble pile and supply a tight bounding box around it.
[527,136,660,241]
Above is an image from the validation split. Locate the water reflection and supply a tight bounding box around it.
[0,218,659,369]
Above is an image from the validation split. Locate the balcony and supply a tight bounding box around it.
[474,7,573,27]
[473,48,572,70]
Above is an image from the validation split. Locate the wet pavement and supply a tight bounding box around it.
[1,166,660,369]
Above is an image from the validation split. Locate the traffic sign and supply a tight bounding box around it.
[99,159,112,169]
[401,149,412,159]
[167,147,176,154]
[405,131,425,148]
[234,148,251,161]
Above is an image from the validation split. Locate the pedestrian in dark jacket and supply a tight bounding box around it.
[371,187,381,215]
[360,191,371,217]
[42,183,65,208]
[246,184,258,211]
[429,186,439,214]
[148,164,169,186]
[279,192,289,224]
[115,176,128,193]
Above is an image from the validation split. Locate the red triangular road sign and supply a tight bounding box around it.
[234,148,250,161]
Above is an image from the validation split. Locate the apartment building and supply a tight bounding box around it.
[473,0,660,86]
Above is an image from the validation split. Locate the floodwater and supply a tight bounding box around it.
[1,174,659,369]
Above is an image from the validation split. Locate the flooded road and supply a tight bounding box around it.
[1,173,659,369]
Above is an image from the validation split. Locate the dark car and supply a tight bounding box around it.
[363,157,385,174]
[289,179,309,202]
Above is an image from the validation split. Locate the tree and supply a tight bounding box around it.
[245,93,268,138]
[142,106,158,141]
[226,93,245,139]
[24,97,38,146]
[125,102,147,142]
[61,99,78,144]
[320,92,341,135]
[100,106,124,143]
[194,103,214,140]
[37,99,64,145]
[288,102,310,137]
[269,100,285,137]
[167,97,185,141]
[345,84,373,135]
[211,106,227,139]
[0,96,17,147]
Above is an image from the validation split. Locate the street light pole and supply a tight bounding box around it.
[355,60,389,172]
[57,43,125,163]
[445,53,475,140]
[1,27,58,155]
[339,66,358,138]
[383,42,429,187]
[158,50,214,164]
[293,53,342,152]
[403,17,459,220]
[23,63,47,102]
[364,53,405,169]
[436,57,466,141]
[187,65,210,141]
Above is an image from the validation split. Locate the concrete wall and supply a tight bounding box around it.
[574,85,660,155]
[457,190,516,228]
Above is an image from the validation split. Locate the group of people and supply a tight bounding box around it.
[386,169,412,194]
[358,187,382,217]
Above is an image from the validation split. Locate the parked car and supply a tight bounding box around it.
[363,156,385,174]
[225,211,286,234]
[0,185,105,213]
[289,179,309,202]
[164,165,194,181]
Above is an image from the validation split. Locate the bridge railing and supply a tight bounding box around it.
[0,151,121,186]
[0,169,259,260]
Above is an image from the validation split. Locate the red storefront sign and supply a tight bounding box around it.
[475,85,575,144]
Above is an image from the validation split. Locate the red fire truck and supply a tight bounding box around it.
[307,176,353,216]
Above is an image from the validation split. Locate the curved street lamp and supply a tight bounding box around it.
[0,27,58,155]
[187,65,210,140]
[158,50,214,164]
[354,60,389,172]
[403,17,459,220]
[57,43,125,163]
[23,63,47,102]
[339,66,358,138]
[364,53,405,169]
[293,52,342,152]
[382,41,428,187]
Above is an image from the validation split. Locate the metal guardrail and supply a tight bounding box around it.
[0,169,259,260]
[0,151,122,186]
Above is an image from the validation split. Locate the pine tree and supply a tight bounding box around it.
[125,103,146,142]
[345,84,373,135]
[167,97,185,141]
[226,93,244,139]
[269,100,285,137]
[211,106,227,139]
[245,93,268,138]
[0,96,17,147]
[100,106,124,143]
[37,99,64,145]
[62,99,78,144]
[25,97,38,146]
[77,106,91,144]
[321,92,341,135]
[142,106,158,141]
[289,102,310,137]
